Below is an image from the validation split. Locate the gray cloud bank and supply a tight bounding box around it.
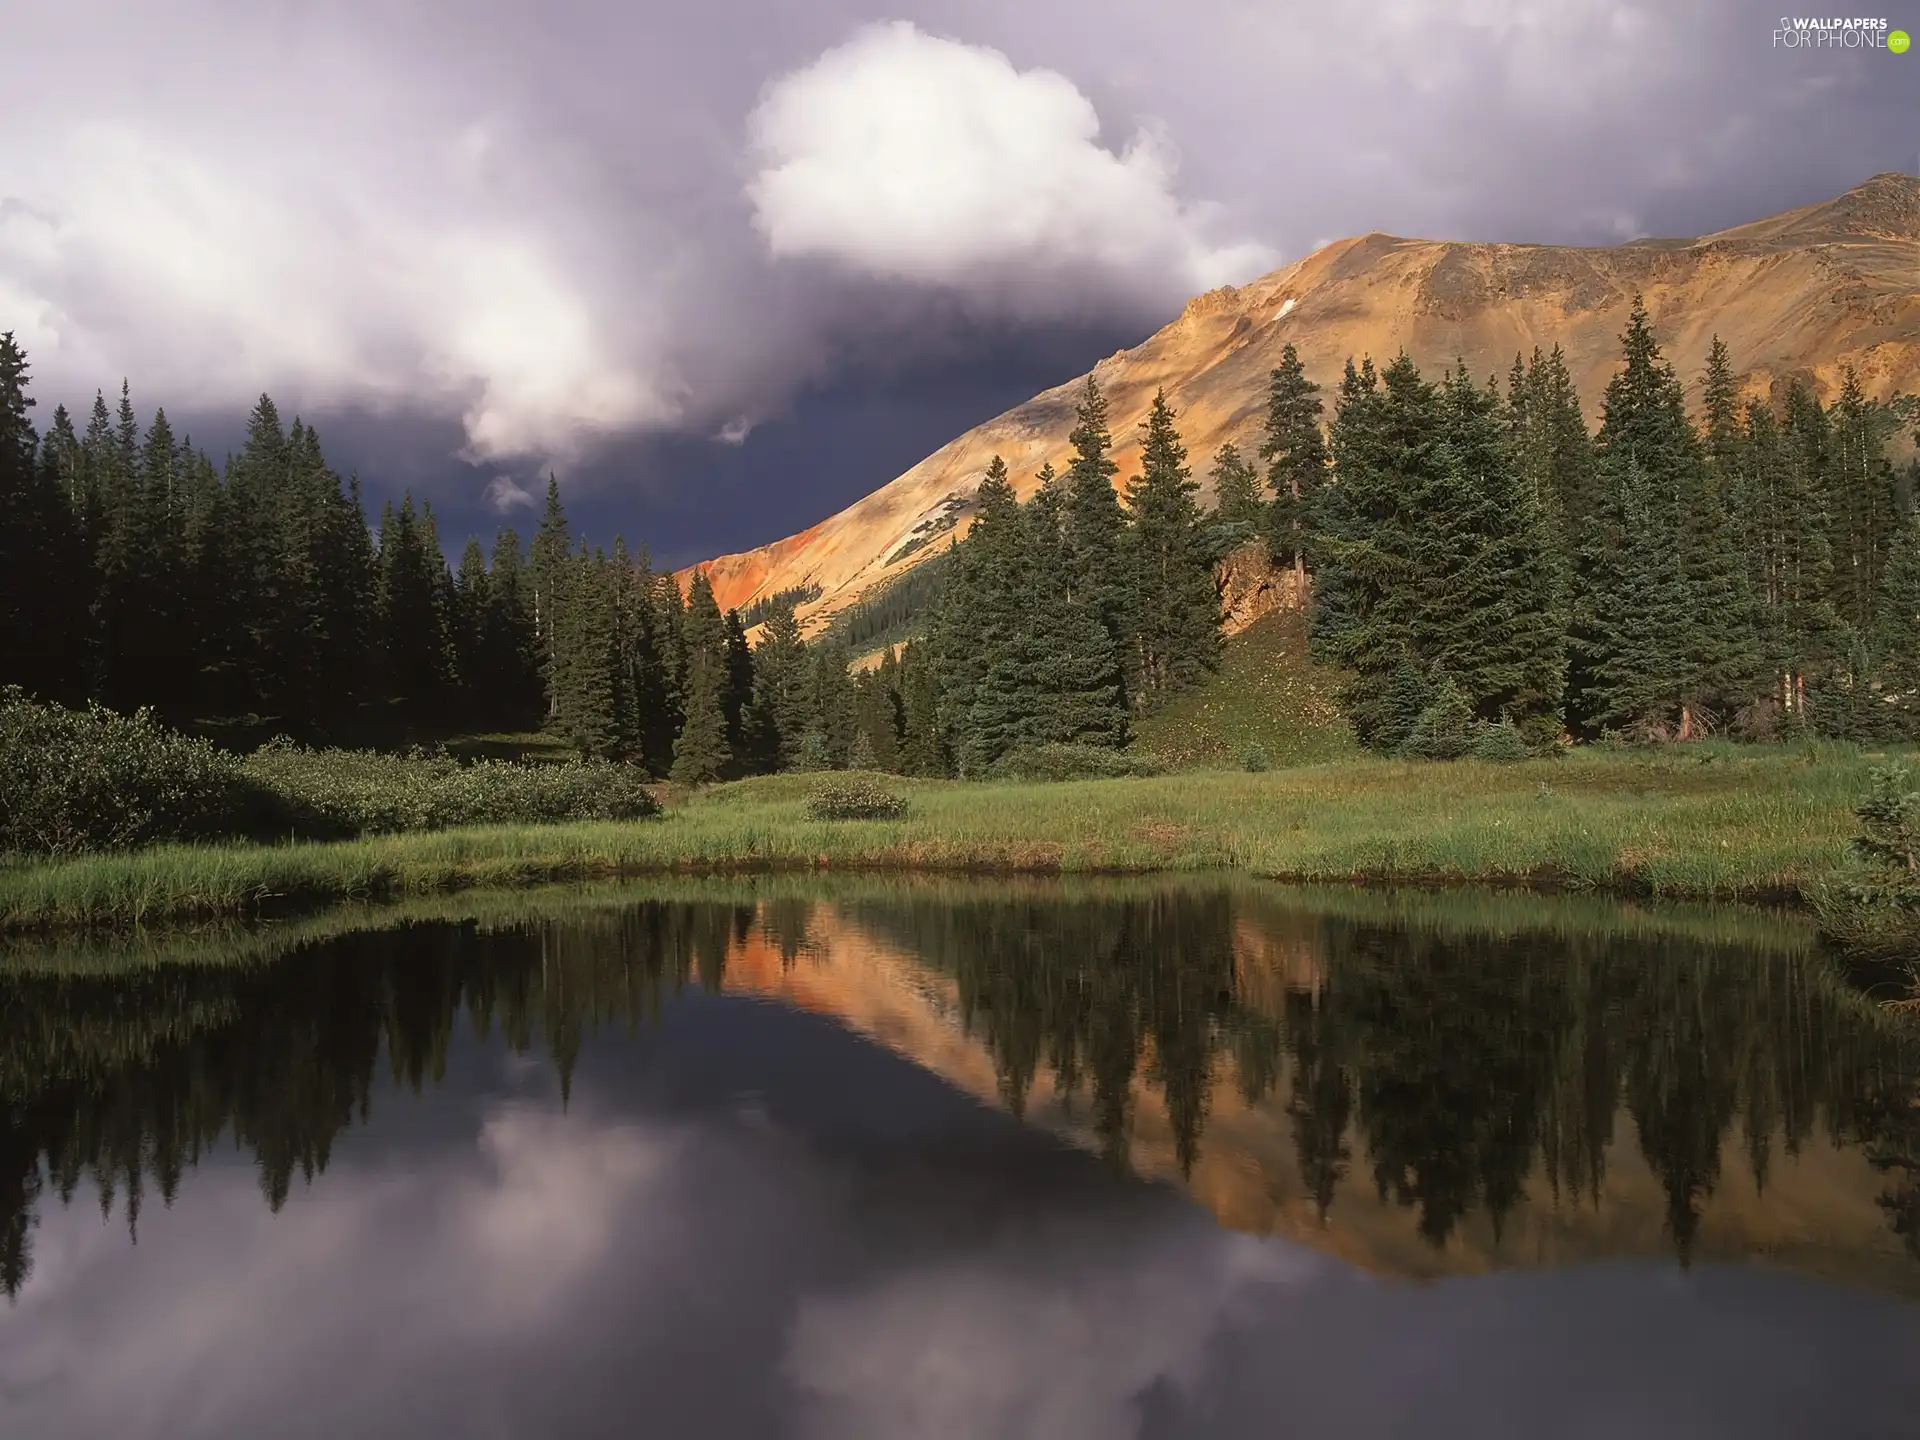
[3,0,1911,483]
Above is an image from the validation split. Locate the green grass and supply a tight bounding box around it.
[1,743,1903,933]
[1134,609,1355,769]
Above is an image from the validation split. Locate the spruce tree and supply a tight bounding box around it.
[1207,443,1264,529]
[531,475,571,716]
[1312,355,1561,748]
[897,638,949,776]
[1683,338,1764,725]
[1878,508,1920,715]
[1128,389,1222,705]
[1572,298,1708,736]
[0,333,39,693]
[484,528,544,730]
[744,597,810,771]
[373,494,454,732]
[552,546,619,758]
[723,610,755,757]
[1260,343,1328,579]
[669,647,730,783]
[1061,376,1136,696]
[1827,366,1903,638]
[807,639,859,768]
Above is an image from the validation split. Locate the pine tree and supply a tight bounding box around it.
[1128,390,1222,705]
[794,638,859,769]
[1683,338,1764,725]
[1827,366,1903,638]
[1061,376,1136,697]
[744,597,810,771]
[1506,344,1595,548]
[1260,343,1328,579]
[531,475,571,717]
[1207,442,1264,529]
[669,647,730,783]
[897,638,949,776]
[1572,298,1709,736]
[552,546,620,758]
[373,493,454,731]
[1879,509,1920,715]
[483,528,544,730]
[723,610,755,758]
[0,333,40,693]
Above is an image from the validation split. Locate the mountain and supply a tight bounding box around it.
[682,173,1920,632]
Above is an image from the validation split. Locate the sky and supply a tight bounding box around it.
[3,1,1915,566]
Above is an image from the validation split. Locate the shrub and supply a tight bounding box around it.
[1853,764,1920,891]
[240,743,660,837]
[1398,678,1476,761]
[1243,744,1271,773]
[986,744,1165,782]
[804,777,910,820]
[1468,720,1530,763]
[0,689,249,856]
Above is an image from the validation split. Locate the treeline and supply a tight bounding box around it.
[0,331,1225,780]
[1274,301,1920,747]
[6,295,1915,775]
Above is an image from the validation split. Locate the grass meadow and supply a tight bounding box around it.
[1,740,1898,933]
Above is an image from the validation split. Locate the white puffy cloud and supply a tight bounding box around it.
[746,22,1277,312]
[483,475,539,513]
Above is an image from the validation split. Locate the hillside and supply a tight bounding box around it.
[681,172,1920,633]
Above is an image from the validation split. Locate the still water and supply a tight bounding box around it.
[2,879,1918,1437]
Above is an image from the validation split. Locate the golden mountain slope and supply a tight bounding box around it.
[684,172,1920,629]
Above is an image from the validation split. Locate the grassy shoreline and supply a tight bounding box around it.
[1,745,1900,935]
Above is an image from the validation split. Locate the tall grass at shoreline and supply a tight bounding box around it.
[1,744,1899,934]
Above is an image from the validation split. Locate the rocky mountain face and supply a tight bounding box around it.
[683,173,1920,632]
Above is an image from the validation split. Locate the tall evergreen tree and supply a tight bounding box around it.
[744,597,811,772]
[373,494,454,730]
[1682,338,1765,726]
[1260,343,1328,580]
[1128,390,1222,704]
[1207,442,1264,529]
[1572,298,1710,736]
[669,647,731,783]
[1061,376,1136,697]
[1879,508,1920,714]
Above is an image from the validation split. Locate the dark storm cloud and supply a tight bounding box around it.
[4,0,1912,552]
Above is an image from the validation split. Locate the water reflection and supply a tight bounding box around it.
[4,881,1917,1299]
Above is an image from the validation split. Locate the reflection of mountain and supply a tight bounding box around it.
[2,883,1916,1302]
[719,889,1920,1296]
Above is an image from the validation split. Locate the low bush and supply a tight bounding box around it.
[1397,679,1476,761]
[804,776,911,820]
[986,744,1165,782]
[0,689,247,856]
[241,743,660,836]
[1243,745,1271,773]
[1468,721,1531,763]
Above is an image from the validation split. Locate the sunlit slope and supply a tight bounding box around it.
[683,172,1920,634]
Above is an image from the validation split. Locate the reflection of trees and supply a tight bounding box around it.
[1257,918,1920,1264]
[854,889,1920,1266]
[0,902,735,1298]
[5,886,1919,1300]
[847,891,1243,1174]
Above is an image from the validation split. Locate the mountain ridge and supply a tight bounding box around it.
[681,173,1920,633]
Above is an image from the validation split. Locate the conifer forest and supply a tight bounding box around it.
[2,294,1917,784]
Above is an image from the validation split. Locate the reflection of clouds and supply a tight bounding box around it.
[787,1227,1318,1440]
[0,1099,687,1439]
[461,1103,676,1316]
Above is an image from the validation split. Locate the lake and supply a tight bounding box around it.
[2,878,1917,1437]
